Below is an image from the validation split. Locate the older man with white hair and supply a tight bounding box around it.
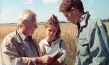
[1,9,53,65]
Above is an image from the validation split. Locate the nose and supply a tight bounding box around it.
[67,18,70,21]
[50,31,53,35]
[34,24,38,28]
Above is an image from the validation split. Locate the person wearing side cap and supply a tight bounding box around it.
[1,9,53,65]
[39,14,67,65]
[59,0,109,65]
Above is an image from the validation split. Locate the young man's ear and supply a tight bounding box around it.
[71,7,76,13]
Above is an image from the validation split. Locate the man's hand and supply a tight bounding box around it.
[37,55,53,64]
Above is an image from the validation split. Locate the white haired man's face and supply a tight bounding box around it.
[24,15,38,36]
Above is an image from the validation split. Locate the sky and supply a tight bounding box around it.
[0,0,109,24]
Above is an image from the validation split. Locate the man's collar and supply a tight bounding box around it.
[17,30,27,40]
[80,14,85,21]
[79,11,89,27]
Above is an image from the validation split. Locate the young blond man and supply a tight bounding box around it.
[59,0,109,65]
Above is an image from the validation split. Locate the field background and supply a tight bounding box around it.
[0,22,109,65]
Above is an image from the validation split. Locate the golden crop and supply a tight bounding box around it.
[0,22,108,65]
[0,23,77,65]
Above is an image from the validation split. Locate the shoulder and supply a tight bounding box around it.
[1,31,16,46]
[55,36,67,46]
[89,16,104,27]
[3,31,16,41]
[87,16,108,36]
[61,40,66,44]
[39,38,46,43]
[61,39,67,47]
[39,38,48,51]
[39,38,47,45]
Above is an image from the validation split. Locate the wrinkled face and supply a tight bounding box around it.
[62,9,78,24]
[25,15,38,36]
[45,25,57,39]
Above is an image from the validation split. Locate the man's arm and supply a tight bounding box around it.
[89,22,108,65]
[1,36,53,65]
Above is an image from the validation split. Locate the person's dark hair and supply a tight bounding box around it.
[59,0,84,12]
[44,14,61,36]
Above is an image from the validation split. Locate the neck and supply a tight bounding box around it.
[18,28,28,36]
[18,28,24,33]
[46,36,55,42]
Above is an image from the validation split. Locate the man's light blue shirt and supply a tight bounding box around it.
[17,30,38,57]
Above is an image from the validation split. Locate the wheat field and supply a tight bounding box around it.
[0,22,109,65]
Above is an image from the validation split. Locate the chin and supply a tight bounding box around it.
[30,32,34,36]
[71,21,75,24]
[72,21,77,24]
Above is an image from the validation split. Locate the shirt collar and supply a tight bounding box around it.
[17,30,27,40]
[80,14,85,21]
[54,36,62,44]
[80,11,89,27]
[42,36,62,45]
